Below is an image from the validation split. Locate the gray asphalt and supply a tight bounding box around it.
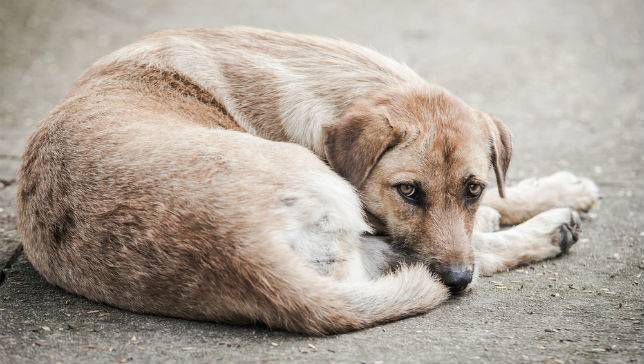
[0,1,642,363]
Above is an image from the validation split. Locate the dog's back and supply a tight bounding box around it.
[76,27,425,154]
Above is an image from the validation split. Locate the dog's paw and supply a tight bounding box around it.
[528,207,582,256]
[548,208,582,254]
[475,208,583,274]
[515,171,600,213]
[547,171,600,212]
[474,206,501,232]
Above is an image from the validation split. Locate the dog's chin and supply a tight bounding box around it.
[448,283,475,296]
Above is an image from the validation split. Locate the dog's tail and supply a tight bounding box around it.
[250,244,449,335]
[299,265,449,335]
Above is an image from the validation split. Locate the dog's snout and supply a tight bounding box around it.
[439,267,473,294]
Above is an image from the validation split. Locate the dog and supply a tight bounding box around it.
[16,27,600,334]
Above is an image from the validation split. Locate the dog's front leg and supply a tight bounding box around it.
[473,208,581,276]
[473,206,502,233]
[482,171,599,226]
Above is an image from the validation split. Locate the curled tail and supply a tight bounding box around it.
[256,253,449,335]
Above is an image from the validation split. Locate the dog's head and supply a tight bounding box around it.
[324,86,512,293]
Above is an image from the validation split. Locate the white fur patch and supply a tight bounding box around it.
[275,170,370,277]
[473,206,501,233]
[162,37,258,134]
[513,171,601,212]
[278,84,335,156]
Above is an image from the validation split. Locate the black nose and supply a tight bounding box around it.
[439,268,473,293]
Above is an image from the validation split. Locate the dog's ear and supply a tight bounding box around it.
[484,114,513,198]
[323,107,400,188]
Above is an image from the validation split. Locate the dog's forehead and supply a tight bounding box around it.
[395,118,489,179]
[394,89,486,144]
[432,126,488,172]
[387,89,490,178]
[383,131,488,186]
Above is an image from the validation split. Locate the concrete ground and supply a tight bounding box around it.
[0,1,642,363]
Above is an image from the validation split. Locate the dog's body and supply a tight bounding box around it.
[17,27,599,334]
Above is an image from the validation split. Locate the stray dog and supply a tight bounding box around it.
[16,27,600,334]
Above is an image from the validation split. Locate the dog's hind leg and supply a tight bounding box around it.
[482,171,600,226]
[473,208,581,276]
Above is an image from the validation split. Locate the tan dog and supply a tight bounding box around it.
[16,27,600,334]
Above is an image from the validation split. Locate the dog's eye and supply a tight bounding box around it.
[466,182,484,199]
[396,183,422,204]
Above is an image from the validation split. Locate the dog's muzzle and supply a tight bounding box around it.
[438,267,473,294]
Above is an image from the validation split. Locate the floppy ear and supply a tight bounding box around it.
[486,115,513,198]
[323,107,400,188]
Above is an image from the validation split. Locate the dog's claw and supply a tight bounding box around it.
[554,210,581,254]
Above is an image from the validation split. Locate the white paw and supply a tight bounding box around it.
[525,207,582,255]
[517,171,600,213]
[474,206,501,232]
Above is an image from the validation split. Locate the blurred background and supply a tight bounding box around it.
[0,1,642,363]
